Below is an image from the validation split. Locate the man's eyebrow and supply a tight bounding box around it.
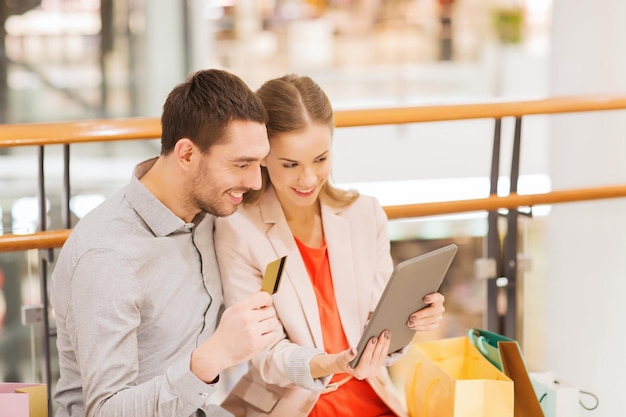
[232,156,261,162]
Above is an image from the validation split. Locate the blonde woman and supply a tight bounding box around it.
[214,74,445,417]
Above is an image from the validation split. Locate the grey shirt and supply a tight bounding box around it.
[51,158,232,417]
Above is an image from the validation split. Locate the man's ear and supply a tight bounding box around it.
[174,138,195,168]
[260,157,267,167]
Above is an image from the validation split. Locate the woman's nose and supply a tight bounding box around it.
[299,167,317,186]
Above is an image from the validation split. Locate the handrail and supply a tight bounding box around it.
[0,117,160,148]
[2,94,626,147]
[1,230,71,252]
[4,93,625,406]
[334,94,626,127]
[384,184,626,218]
[1,93,626,253]
[2,184,626,253]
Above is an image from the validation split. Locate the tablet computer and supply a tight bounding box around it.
[349,243,458,368]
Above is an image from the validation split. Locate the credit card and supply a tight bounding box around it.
[261,256,287,294]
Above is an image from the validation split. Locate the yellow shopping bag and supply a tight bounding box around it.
[405,337,514,417]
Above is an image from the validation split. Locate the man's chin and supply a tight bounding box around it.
[212,204,239,218]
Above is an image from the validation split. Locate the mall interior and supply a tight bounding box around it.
[0,0,625,415]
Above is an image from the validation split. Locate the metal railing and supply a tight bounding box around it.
[1,94,626,403]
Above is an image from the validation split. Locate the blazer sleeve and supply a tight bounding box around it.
[215,212,329,390]
[214,214,261,308]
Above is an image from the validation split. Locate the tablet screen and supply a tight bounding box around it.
[349,244,457,368]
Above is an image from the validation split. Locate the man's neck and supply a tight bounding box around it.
[139,156,197,223]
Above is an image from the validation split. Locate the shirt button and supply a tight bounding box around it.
[199,392,209,398]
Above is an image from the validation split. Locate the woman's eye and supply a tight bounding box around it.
[283,163,297,168]
[315,157,327,163]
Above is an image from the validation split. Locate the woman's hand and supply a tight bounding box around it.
[407,292,445,331]
[310,330,391,380]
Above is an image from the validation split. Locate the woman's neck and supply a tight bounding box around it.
[283,201,324,248]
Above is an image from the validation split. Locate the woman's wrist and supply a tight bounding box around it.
[309,353,337,378]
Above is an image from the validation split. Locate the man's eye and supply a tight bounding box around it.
[237,163,250,169]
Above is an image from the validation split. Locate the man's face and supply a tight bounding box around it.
[189,120,269,217]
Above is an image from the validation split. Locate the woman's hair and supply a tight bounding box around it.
[244,74,359,207]
[160,69,267,154]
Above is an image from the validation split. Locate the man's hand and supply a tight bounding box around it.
[190,291,279,382]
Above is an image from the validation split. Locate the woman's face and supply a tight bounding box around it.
[263,123,332,212]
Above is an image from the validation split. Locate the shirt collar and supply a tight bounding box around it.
[125,157,193,237]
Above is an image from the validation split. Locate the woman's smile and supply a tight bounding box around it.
[292,185,317,196]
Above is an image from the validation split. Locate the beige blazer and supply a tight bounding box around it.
[214,185,408,417]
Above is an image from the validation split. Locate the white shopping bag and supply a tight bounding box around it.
[529,372,597,417]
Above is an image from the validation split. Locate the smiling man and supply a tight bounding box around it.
[51,69,279,417]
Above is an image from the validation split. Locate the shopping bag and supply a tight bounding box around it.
[499,341,545,417]
[0,383,48,417]
[469,328,544,417]
[467,328,510,369]
[529,371,599,417]
[405,336,514,417]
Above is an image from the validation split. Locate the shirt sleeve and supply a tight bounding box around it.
[66,248,221,417]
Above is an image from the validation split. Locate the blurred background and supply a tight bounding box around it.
[0,0,550,123]
[0,0,550,386]
[2,1,626,416]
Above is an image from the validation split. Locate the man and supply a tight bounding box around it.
[51,69,279,417]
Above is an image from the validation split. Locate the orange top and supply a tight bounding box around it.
[294,237,396,417]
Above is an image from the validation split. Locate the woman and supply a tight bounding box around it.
[214,74,445,417]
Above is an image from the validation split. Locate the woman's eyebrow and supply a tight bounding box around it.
[277,157,298,163]
[278,150,329,163]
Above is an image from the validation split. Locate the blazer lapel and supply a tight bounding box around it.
[322,203,362,347]
[259,187,325,349]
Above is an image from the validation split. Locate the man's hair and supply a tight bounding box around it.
[160,69,267,154]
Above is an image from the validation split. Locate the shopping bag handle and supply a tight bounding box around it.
[474,333,492,356]
[407,363,421,415]
[421,377,440,417]
[579,389,599,410]
[407,362,440,417]
[468,329,497,357]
